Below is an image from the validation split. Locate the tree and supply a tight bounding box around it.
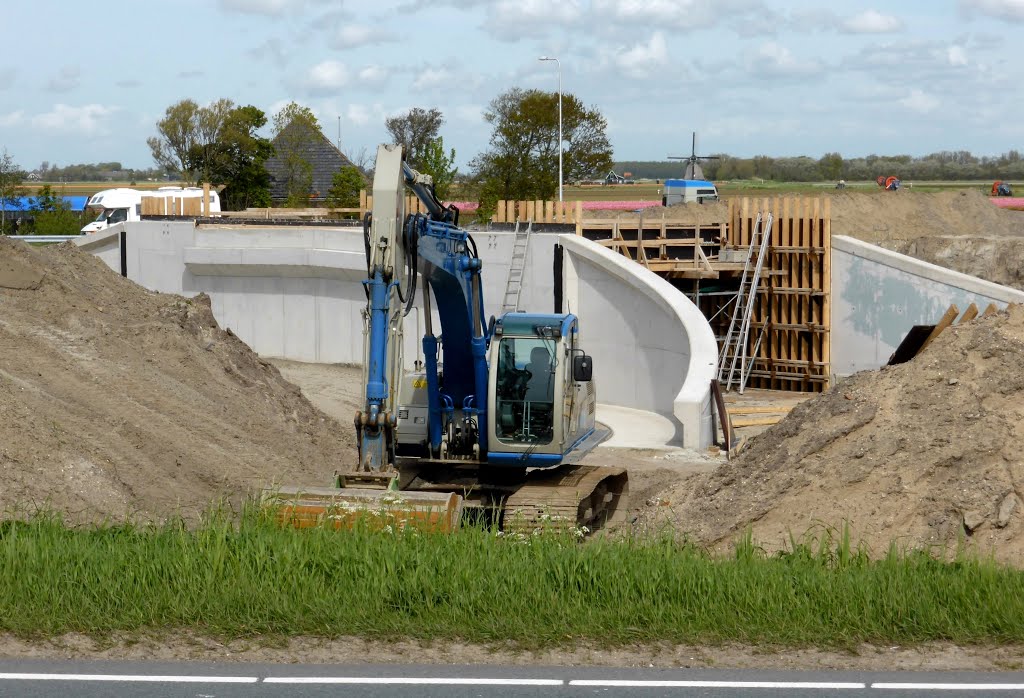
[28,185,80,235]
[271,102,321,207]
[186,105,273,210]
[147,99,236,183]
[470,88,612,204]
[819,152,844,181]
[418,137,457,200]
[0,149,25,233]
[325,165,365,211]
[385,108,443,169]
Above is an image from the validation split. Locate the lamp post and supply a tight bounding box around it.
[538,56,562,202]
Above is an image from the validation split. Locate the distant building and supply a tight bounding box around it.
[265,123,367,204]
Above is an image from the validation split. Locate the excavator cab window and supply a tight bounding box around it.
[495,337,556,445]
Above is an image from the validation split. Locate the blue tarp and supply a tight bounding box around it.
[0,196,89,212]
[663,179,716,188]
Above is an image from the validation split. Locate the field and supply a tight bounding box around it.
[19,178,1011,203]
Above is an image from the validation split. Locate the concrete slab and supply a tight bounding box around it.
[597,404,680,450]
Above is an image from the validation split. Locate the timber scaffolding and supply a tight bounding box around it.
[579,197,831,393]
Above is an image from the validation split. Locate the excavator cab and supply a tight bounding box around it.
[486,313,598,468]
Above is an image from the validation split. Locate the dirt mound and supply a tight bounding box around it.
[644,305,1024,564]
[827,188,1023,243]
[0,238,355,522]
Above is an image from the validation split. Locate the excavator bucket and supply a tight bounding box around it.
[263,486,464,533]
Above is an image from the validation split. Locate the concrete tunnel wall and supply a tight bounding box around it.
[76,220,717,448]
[831,234,1024,375]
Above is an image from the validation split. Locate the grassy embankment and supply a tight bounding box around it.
[2,511,1022,647]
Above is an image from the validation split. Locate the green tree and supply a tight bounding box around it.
[385,108,443,170]
[325,165,365,211]
[186,105,273,210]
[28,185,81,235]
[0,149,25,234]
[470,88,612,203]
[147,99,236,183]
[819,152,844,181]
[271,102,321,207]
[418,137,457,200]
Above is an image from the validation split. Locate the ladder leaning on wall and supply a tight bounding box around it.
[501,220,532,313]
[718,211,773,393]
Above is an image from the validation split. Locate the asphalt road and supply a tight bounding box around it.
[1,660,1023,697]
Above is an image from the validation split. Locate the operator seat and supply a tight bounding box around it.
[524,346,554,404]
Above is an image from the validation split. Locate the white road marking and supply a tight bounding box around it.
[873,683,1024,691]
[569,679,867,689]
[263,676,565,685]
[0,673,258,683]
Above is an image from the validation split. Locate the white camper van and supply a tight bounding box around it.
[81,187,221,234]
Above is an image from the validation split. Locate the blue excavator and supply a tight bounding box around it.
[268,145,628,532]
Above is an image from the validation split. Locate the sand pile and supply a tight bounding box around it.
[828,188,1022,243]
[646,305,1024,564]
[0,238,355,522]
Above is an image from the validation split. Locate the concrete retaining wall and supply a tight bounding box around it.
[76,221,715,446]
[832,234,1024,375]
[560,236,717,449]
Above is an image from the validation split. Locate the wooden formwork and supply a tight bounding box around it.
[579,197,832,393]
[719,197,831,392]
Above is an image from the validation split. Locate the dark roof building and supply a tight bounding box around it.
[265,123,367,204]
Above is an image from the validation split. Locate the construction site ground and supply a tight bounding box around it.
[1,193,1023,667]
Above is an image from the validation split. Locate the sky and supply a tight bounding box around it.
[1,0,1023,173]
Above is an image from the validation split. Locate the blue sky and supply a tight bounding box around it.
[2,0,1022,172]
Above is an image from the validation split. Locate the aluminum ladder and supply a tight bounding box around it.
[718,211,773,393]
[501,220,532,313]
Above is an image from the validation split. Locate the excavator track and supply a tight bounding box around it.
[500,464,630,534]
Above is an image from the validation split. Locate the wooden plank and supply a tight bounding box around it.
[544,201,553,223]
[728,405,794,415]
[821,197,831,389]
[731,416,784,428]
[983,303,999,317]
[919,304,960,353]
[710,379,731,455]
[958,302,979,324]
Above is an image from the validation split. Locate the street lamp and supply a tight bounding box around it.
[538,56,562,202]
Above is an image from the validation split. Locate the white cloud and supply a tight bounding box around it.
[358,65,389,83]
[614,32,669,79]
[750,42,821,78]
[842,9,904,33]
[0,111,24,127]
[960,0,1024,23]
[46,66,80,93]
[948,45,969,65]
[219,0,299,16]
[328,24,396,49]
[345,104,372,126]
[491,0,581,23]
[899,88,940,113]
[594,0,761,30]
[413,67,452,91]
[32,104,117,133]
[304,60,350,94]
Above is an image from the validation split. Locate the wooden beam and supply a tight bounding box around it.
[983,303,999,317]
[919,304,960,353]
[958,302,979,324]
[731,416,784,428]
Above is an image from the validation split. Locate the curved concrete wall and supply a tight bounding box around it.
[77,221,718,448]
[559,235,718,449]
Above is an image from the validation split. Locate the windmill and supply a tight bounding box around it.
[668,132,719,180]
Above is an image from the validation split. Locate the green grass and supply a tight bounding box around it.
[2,511,1022,648]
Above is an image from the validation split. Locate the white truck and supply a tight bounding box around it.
[81,186,221,234]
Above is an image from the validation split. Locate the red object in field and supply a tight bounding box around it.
[885,176,899,190]
[992,181,1003,196]
[876,175,886,187]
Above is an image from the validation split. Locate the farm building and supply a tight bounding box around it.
[265,123,366,204]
